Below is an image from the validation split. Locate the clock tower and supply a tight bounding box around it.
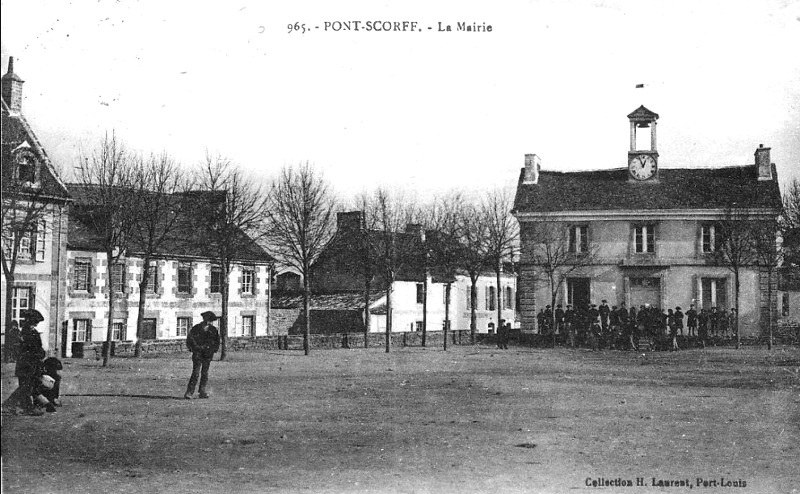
[627,105,659,182]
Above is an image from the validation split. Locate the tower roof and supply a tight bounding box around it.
[627,105,659,121]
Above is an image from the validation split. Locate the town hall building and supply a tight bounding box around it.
[513,106,782,337]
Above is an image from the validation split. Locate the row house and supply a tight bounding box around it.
[513,106,783,337]
[62,185,273,357]
[301,211,517,334]
[1,58,71,355]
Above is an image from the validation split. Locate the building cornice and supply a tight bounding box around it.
[514,208,780,222]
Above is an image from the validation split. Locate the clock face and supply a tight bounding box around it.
[629,154,657,180]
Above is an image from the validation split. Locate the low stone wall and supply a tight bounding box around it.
[43,325,800,360]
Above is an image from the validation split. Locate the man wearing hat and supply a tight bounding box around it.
[184,311,221,399]
[3,309,55,415]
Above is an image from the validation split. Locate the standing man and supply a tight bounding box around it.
[686,304,698,337]
[184,311,221,400]
[3,309,54,415]
[599,300,611,333]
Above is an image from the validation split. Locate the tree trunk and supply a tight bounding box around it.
[134,257,151,358]
[303,272,310,355]
[443,282,451,351]
[735,271,741,350]
[3,272,16,363]
[470,279,477,344]
[767,269,773,351]
[363,276,371,348]
[102,251,115,367]
[422,273,428,347]
[385,281,392,353]
[550,277,558,348]
[496,264,502,339]
[220,274,229,360]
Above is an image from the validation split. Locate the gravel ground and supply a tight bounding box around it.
[2,344,799,494]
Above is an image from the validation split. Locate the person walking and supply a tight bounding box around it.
[184,311,221,400]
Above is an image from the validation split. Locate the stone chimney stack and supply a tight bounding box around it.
[755,144,772,181]
[337,211,364,232]
[1,57,24,113]
[523,154,541,185]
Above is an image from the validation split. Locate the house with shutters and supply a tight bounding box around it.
[513,105,783,337]
[1,57,71,356]
[62,185,273,357]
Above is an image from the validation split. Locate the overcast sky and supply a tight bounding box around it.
[2,0,799,200]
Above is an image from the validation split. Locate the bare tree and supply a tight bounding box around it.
[73,131,136,366]
[128,152,188,357]
[459,202,491,344]
[2,162,52,359]
[751,217,782,350]
[264,163,336,355]
[525,220,599,345]
[483,189,519,336]
[425,192,465,351]
[367,187,418,353]
[348,194,380,348]
[716,204,758,350]
[193,151,269,360]
[781,178,800,267]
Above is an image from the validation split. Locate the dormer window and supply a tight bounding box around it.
[13,148,38,183]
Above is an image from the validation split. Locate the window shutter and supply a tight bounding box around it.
[485,286,489,310]
[568,226,576,253]
[87,321,93,342]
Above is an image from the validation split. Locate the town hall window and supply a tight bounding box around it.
[486,286,496,311]
[569,225,589,253]
[145,262,158,293]
[701,224,720,253]
[416,283,424,304]
[11,287,33,324]
[177,262,192,294]
[111,262,126,293]
[241,266,255,295]
[73,319,91,343]
[634,224,656,253]
[210,266,223,294]
[73,258,92,291]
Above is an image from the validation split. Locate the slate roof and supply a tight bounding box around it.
[514,165,782,214]
[65,184,272,263]
[272,291,384,311]
[1,98,71,201]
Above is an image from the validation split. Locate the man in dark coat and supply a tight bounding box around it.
[686,304,698,337]
[3,310,55,415]
[184,311,221,400]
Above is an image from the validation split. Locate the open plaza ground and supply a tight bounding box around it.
[2,344,799,494]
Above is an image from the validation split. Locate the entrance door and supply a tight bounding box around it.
[630,277,661,308]
[141,318,157,340]
[567,278,591,308]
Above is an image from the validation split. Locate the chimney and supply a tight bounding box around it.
[523,154,541,184]
[1,57,24,113]
[755,144,772,181]
[336,211,364,232]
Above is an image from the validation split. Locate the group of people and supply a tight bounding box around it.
[536,300,739,350]
[2,309,62,415]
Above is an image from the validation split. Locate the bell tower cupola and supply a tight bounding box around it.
[627,105,659,182]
